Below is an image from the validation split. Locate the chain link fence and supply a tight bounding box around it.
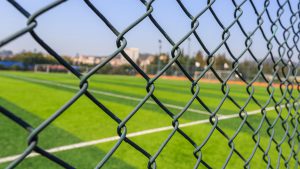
[1,0,300,168]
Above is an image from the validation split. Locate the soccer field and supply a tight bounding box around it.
[0,71,298,168]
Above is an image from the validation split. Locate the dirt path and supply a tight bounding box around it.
[136,75,295,88]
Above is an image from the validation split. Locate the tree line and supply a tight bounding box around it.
[0,51,291,80]
[0,52,72,70]
[146,50,288,79]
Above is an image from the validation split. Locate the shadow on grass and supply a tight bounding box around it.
[0,98,135,169]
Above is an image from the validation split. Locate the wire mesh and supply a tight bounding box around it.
[0,0,300,168]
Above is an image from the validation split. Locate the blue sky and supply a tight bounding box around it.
[0,0,298,61]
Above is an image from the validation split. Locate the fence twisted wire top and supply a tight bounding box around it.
[0,0,299,168]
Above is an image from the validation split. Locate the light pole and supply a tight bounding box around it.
[157,39,162,73]
[185,37,191,74]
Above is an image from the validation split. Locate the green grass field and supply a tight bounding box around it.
[0,71,299,168]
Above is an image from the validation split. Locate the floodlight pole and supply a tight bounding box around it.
[186,37,191,74]
[157,39,162,73]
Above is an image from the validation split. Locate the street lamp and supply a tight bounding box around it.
[185,37,191,74]
[157,39,162,73]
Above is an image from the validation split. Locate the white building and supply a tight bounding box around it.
[124,48,139,62]
[110,48,140,66]
[72,55,106,65]
[138,54,155,72]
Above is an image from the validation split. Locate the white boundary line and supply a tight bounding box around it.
[0,105,276,164]
[1,74,211,116]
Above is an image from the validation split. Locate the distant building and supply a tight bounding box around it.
[0,50,13,60]
[124,48,139,62]
[72,55,106,65]
[138,53,155,72]
[110,55,127,67]
[110,48,140,67]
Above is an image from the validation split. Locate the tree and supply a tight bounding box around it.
[238,59,257,79]
[9,52,57,65]
[262,58,274,74]
[7,52,58,69]
[213,53,231,70]
[194,50,206,69]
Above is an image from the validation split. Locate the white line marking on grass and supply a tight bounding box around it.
[2,74,211,116]
[0,105,280,164]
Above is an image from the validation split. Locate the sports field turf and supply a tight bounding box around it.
[0,71,299,168]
